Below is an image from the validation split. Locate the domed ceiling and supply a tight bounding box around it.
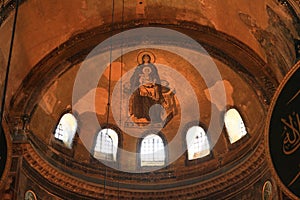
[0,0,299,199]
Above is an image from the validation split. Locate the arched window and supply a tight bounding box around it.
[186,126,210,160]
[140,134,165,166]
[54,113,77,149]
[224,108,247,144]
[93,128,118,161]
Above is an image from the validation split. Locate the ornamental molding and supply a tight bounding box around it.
[22,135,267,199]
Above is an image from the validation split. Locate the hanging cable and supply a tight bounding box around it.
[0,0,19,124]
[119,0,125,136]
[106,0,115,125]
[118,0,125,199]
[103,0,115,199]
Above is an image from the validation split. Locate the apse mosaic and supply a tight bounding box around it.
[124,51,177,127]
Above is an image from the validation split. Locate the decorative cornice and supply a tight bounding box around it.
[0,121,12,192]
[279,0,300,19]
[22,133,267,199]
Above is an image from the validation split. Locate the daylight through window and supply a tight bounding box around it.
[140,134,165,166]
[186,126,210,160]
[94,128,118,161]
[54,113,77,148]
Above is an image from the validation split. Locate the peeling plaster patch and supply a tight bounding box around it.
[95,87,109,115]
[204,80,234,111]
[73,88,108,116]
[103,62,125,82]
[239,6,296,81]
[81,0,88,9]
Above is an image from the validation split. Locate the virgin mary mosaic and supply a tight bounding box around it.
[129,53,165,123]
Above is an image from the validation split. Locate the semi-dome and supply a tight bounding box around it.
[0,0,299,199]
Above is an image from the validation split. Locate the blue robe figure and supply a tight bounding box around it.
[129,54,165,123]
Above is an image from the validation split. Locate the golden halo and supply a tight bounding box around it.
[137,51,156,65]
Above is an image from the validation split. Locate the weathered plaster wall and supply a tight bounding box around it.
[0,0,298,106]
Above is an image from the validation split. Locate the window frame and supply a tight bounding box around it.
[183,121,213,166]
[223,107,250,148]
[137,131,168,169]
[91,124,122,164]
[51,110,78,156]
